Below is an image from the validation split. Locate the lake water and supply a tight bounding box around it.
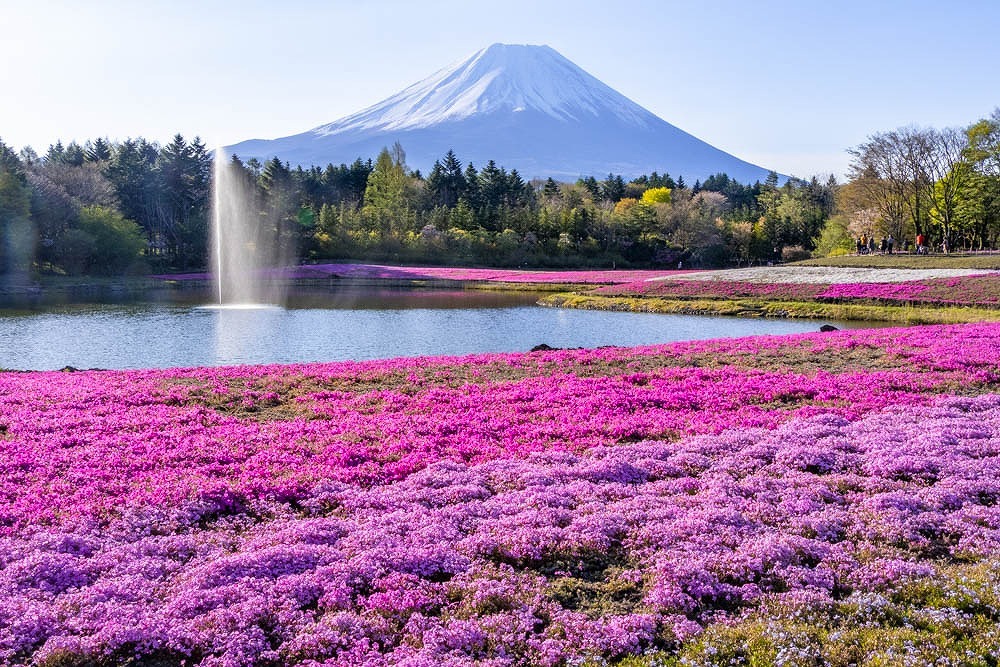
[0,287,876,370]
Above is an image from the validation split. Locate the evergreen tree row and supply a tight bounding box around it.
[1,134,841,277]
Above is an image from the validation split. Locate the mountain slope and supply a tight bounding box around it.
[228,44,776,183]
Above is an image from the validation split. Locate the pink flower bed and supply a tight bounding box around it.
[158,263,691,285]
[2,324,1000,665]
[819,275,1000,306]
[596,274,1000,308]
[593,280,828,300]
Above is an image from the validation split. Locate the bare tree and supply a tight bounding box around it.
[924,127,971,252]
[847,132,910,241]
[848,126,954,245]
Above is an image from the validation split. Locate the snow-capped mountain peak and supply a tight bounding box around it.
[313,43,655,136]
[227,44,777,182]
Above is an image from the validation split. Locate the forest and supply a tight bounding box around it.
[0,107,998,277]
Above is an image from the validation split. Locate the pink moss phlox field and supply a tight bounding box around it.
[3,397,1000,664]
[2,324,1000,665]
[818,274,1000,306]
[593,280,827,300]
[597,274,1000,307]
[158,263,692,285]
[2,325,997,532]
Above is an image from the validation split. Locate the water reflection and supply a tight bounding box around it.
[0,287,883,370]
[211,307,286,366]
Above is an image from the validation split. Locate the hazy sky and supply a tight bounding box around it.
[2,0,998,179]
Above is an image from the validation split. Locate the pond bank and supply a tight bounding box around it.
[540,266,1000,324]
[539,292,1000,325]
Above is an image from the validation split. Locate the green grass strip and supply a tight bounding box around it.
[539,293,1000,324]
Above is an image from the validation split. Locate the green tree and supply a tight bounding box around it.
[74,205,146,274]
[542,177,561,200]
[105,138,161,242]
[426,149,466,208]
[462,162,480,211]
[363,143,413,237]
[84,137,112,163]
[578,175,600,200]
[448,200,476,232]
[813,214,855,256]
[156,134,211,267]
[477,160,508,231]
[959,110,1000,249]
[0,140,33,277]
[926,127,972,251]
[45,141,65,164]
[600,173,626,202]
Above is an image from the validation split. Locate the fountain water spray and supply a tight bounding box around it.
[209,148,290,306]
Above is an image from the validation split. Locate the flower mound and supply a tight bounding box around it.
[595,273,1000,308]
[2,324,1000,665]
[161,263,688,285]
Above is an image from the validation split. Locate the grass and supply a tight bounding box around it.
[793,253,1000,270]
[539,293,1000,325]
[615,560,1000,667]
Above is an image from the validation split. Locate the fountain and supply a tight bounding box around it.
[209,147,290,307]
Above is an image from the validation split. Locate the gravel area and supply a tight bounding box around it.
[659,266,999,284]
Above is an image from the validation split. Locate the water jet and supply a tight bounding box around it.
[209,148,291,306]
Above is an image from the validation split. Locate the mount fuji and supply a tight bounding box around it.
[228,44,777,183]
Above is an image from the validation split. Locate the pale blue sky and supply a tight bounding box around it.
[2,0,997,179]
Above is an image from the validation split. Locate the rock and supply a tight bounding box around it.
[819,324,839,332]
[530,344,558,352]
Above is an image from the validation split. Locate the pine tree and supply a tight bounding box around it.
[506,169,527,207]
[543,177,561,199]
[478,160,508,230]
[347,158,373,205]
[85,138,112,162]
[63,142,85,166]
[578,176,600,200]
[601,173,626,202]
[462,162,480,211]
[45,141,65,164]
[105,138,161,247]
[425,160,448,208]
[440,149,466,206]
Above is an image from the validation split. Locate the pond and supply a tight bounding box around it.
[0,286,878,370]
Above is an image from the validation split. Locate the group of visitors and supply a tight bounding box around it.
[854,233,938,256]
[854,234,895,255]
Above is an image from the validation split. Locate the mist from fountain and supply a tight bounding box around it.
[209,147,290,307]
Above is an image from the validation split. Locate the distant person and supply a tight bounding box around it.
[887,235,894,254]
[915,233,926,255]
[868,236,876,254]
[855,237,863,255]
[860,234,868,254]
[879,236,887,254]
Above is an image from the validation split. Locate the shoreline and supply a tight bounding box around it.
[539,292,1000,325]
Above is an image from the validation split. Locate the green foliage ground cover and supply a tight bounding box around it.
[541,293,1000,325]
